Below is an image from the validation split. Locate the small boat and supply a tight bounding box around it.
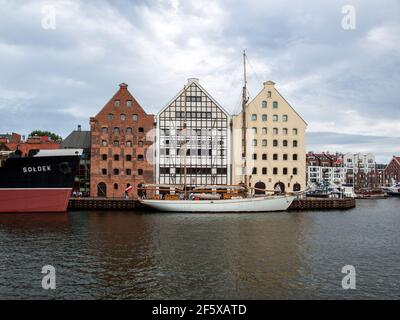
[355,188,388,199]
[381,184,400,197]
[139,185,296,213]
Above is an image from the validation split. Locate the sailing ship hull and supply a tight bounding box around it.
[140,195,296,213]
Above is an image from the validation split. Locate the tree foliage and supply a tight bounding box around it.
[29,130,62,142]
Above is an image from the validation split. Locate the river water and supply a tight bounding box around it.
[0,198,399,299]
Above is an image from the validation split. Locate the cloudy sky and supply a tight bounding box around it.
[0,0,399,162]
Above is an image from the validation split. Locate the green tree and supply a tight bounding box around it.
[29,130,62,142]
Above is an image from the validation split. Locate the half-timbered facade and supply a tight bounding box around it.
[156,78,231,187]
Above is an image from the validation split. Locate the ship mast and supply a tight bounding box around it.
[183,84,188,199]
[242,50,249,187]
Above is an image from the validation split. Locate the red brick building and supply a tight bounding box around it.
[384,156,400,185]
[89,83,155,198]
[306,152,343,167]
[0,132,60,156]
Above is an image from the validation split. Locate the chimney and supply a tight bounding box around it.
[78,125,81,131]
[187,78,199,85]
[119,83,128,89]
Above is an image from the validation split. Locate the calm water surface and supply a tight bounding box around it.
[0,198,400,299]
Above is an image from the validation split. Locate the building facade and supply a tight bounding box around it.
[90,83,155,198]
[384,156,400,185]
[343,152,377,187]
[306,152,345,185]
[61,125,91,196]
[1,133,60,156]
[232,81,307,193]
[156,78,231,187]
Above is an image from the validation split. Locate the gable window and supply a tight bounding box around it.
[101,127,108,134]
[267,91,272,98]
[273,101,278,108]
[126,100,132,107]
[283,115,288,122]
[132,114,138,121]
[114,100,120,107]
[251,114,257,121]
[262,101,267,108]
[120,114,126,121]
[108,113,113,121]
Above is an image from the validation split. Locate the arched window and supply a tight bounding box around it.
[251,114,257,121]
[262,153,267,160]
[293,183,301,192]
[262,139,267,146]
[132,114,138,121]
[262,101,267,108]
[262,114,267,121]
[97,182,107,197]
[114,100,120,107]
[126,140,132,147]
[120,114,126,121]
[252,127,257,134]
[126,100,132,107]
[101,127,108,134]
[108,113,113,121]
[126,127,132,134]
[113,127,120,135]
[273,101,278,108]
[283,115,288,122]
[255,181,266,195]
[273,128,278,135]
[273,115,278,121]
[252,139,257,146]
[274,181,285,193]
[262,127,267,135]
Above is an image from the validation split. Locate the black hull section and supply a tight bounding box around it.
[0,155,80,189]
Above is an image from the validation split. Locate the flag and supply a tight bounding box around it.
[125,185,133,193]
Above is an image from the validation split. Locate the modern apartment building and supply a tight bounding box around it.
[90,83,155,198]
[156,78,231,188]
[232,81,307,193]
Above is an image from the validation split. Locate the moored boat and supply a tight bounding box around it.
[0,150,80,213]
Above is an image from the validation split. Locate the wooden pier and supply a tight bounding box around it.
[68,197,356,211]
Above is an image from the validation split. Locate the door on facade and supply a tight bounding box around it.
[97,182,107,197]
[293,182,301,192]
[274,181,285,193]
[254,181,266,195]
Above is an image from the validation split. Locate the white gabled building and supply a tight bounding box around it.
[155,78,231,187]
